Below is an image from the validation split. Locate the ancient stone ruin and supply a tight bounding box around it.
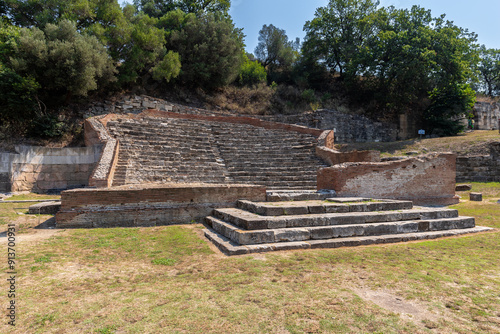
[52,108,491,254]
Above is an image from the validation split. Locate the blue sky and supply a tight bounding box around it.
[229,0,500,54]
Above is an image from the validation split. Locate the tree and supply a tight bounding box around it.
[424,83,476,136]
[238,52,266,86]
[160,10,244,89]
[112,12,181,86]
[254,24,299,84]
[0,19,39,127]
[478,45,500,96]
[134,0,230,18]
[9,20,116,101]
[302,0,379,79]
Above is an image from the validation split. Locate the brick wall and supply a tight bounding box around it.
[56,183,266,228]
[317,153,459,205]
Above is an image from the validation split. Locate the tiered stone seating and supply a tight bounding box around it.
[107,116,327,189]
[108,117,231,186]
[204,195,491,255]
[211,122,326,189]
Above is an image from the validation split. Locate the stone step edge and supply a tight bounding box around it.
[203,226,494,256]
[237,199,413,216]
[213,207,459,230]
[207,216,476,245]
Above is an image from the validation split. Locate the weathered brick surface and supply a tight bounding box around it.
[317,153,459,205]
[315,146,380,166]
[56,183,266,227]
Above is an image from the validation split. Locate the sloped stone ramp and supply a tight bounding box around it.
[204,195,492,255]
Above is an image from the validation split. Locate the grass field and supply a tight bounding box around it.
[1,184,499,333]
[338,130,500,157]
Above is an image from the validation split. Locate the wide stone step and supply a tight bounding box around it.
[204,226,492,256]
[237,199,413,216]
[207,216,476,245]
[213,207,459,230]
[266,190,337,201]
[226,162,324,168]
[229,171,318,177]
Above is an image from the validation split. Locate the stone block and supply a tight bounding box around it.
[324,204,349,213]
[470,192,483,201]
[274,228,310,242]
[455,184,472,191]
[271,241,311,252]
[308,227,334,240]
[28,202,61,215]
[308,205,326,214]
[282,206,309,215]
[238,230,275,245]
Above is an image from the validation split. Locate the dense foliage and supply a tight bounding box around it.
[302,0,479,133]
[1,0,498,138]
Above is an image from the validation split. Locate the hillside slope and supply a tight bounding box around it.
[338,130,500,157]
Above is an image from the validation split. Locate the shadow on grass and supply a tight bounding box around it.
[34,217,56,229]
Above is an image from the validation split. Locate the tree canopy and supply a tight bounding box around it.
[301,0,480,134]
[0,0,493,138]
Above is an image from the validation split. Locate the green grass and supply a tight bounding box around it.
[338,130,500,157]
[1,187,499,333]
[6,193,61,201]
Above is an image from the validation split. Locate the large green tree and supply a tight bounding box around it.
[112,10,181,86]
[10,19,116,101]
[160,10,244,89]
[303,0,379,79]
[302,0,479,135]
[478,45,500,96]
[0,19,39,127]
[134,0,230,18]
[254,24,299,83]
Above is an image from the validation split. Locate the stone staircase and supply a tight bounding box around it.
[107,116,327,189]
[204,194,491,255]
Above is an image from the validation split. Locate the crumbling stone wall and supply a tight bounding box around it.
[317,153,459,205]
[1,146,101,193]
[456,142,500,182]
[83,94,399,143]
[261,109,399,143]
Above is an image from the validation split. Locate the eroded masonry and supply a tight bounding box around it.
[49,108,490,254]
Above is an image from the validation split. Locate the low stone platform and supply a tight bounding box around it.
[204,197,492,255]
[56,183,265,228]
[28,201,61,215]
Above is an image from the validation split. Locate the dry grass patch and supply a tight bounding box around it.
[1,187,499,333]
[338,130,500,157]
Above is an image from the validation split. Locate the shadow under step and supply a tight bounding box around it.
[212,207,459,230]
[207,216,476,245]
[204,226,492,256]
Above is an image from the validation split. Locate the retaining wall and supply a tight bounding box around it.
[456,142,500,182]
[0,146,101,193]
[83,94,399,143]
